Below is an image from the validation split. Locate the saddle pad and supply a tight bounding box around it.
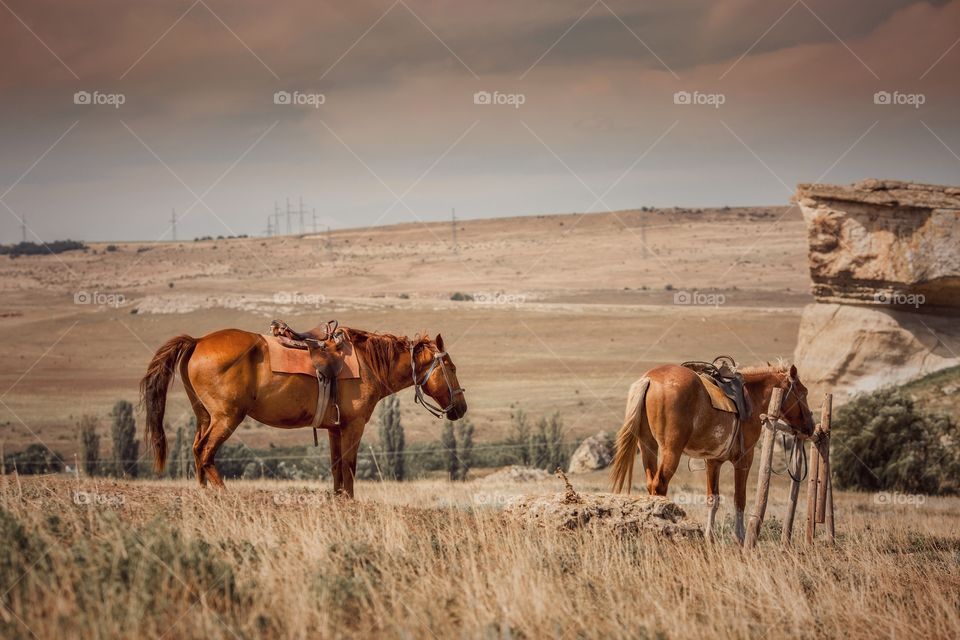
[697,373,737,414]
[261,335,361,379]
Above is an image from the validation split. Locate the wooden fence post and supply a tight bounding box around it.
[744,387,783,550]
[816,394,832,524]
[817,393,835,542]
[781,439,803,547]
[805,395,829,544]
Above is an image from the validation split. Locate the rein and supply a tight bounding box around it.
[410,344,464,418]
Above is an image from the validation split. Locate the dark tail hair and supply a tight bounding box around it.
[610,377,650,494]
[139,335,196,473]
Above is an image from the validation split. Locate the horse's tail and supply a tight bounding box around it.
[139,335,196,473]
[611,377,651,494]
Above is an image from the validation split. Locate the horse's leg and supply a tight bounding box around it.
[197,411,243,489]
[328,429,344,495]
[640,437,659,495]
[733,449,755,545]
[339,421,366,499]
[652,448,681,496]
[705,460,722,543]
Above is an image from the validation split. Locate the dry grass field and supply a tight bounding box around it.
[2,472,959,639]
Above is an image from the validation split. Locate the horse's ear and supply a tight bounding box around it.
[435,333,445,351]
[790,364,798,378]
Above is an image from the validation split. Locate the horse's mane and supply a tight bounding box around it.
[738,360,790,380]
[343,328,431,386]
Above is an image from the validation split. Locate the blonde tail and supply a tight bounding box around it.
[610,377,650,494]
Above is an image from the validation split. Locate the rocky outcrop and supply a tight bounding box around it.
[567,431,614,474]
[504,492,702,539]
[794,180,960,400]
[795,179,960,309]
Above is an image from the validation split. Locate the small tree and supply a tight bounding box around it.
[110,400,139,478]
[77,415,100,476]
[441,420,458,481]
[530,417,549,469]
[509,409,531,466]
[377,395,405,481]
[455,419,475,481]
[544,412,566,472]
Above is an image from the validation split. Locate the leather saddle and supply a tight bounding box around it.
[682,356,749,419]
[270,319,344,379]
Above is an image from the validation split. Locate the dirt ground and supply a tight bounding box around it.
[0,205,811,455]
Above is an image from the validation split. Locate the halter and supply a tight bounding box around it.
[410,344,465,418]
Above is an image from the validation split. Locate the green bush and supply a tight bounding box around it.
[832,387,959,495]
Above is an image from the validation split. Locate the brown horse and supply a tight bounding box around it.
[610,363,814,543]
[139,327,467,496]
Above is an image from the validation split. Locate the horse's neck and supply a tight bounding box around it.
[373,349,419,400]
[743,374,781,423]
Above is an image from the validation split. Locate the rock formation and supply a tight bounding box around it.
[794,180,960,400]
[567,431,614,474]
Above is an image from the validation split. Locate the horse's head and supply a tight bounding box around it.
[415,333,467,421]
[778,364,815,438]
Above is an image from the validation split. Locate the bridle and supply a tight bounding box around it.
[410,345,465,418]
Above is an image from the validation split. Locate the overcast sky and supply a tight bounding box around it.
[1,0,958,242]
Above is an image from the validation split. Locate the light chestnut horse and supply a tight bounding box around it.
[140,327,467,496]
[611,363,814,543]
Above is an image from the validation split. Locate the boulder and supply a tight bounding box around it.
[567,431,614,474]
[795,179,960,309]
[504,491,702,539]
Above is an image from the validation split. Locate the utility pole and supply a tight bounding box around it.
[286,198,292,236]
[312,208,319,234]
[274,202,281,236]
[170,208,177,242]
[298,196,305,235]
[451,207,458,254]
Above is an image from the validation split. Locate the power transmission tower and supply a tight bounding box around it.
[265,216,273,237]
[274,202,281,236]
[451,207,458,254]
[298,196,305,235]
[286,198,292,235]
[312,208,319,234]
[170,208,177,242]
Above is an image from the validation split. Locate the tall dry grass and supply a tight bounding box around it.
[1,473,958,639]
